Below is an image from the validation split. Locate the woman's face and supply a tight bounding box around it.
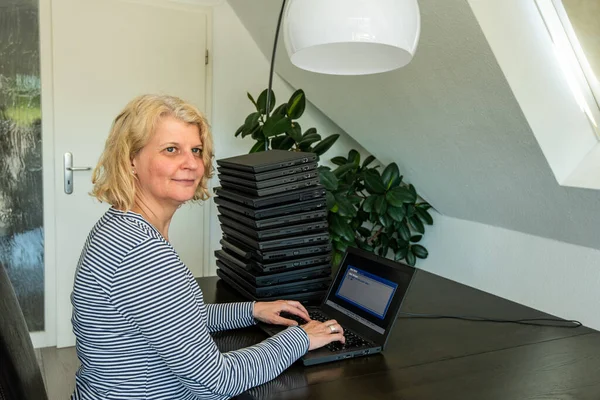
[132,115,204,210]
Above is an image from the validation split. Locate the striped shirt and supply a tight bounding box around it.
[71,208,309,399]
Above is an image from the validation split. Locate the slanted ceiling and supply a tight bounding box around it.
[227,0,600,251]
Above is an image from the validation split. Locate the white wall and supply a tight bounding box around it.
[420,214,600,330]
[208,2,370,275]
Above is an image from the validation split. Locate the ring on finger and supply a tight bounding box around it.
[329,324,336,333]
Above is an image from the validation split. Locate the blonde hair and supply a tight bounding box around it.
[91,94,214,210]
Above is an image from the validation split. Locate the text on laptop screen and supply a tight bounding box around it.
[334,266,398,320]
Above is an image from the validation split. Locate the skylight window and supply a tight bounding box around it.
[535,0,600,136]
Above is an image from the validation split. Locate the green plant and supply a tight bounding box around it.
[318,154,432,268]
[235,89,433,268]
[234,89,339,154]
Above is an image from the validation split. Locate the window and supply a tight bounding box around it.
[535,0,600,136]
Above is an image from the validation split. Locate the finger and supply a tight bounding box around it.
[287,301,310,318]
[272,315,299,327]
[282,306,309,323]
[285,301,310,321]
[324,319,338,326]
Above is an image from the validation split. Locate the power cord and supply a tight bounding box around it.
[398,312,583,328]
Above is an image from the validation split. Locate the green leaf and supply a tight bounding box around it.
[263,114,292,137]
[348,150,360,166]
[362,155,376,168]
[332,251,344,268]
[331,156,348,166]
[312,134,340,156]
[405,204,415,218]
[249,140,266,153]
[405,251,416,266]
[287,122,302,142]
[363,195,377,212]
[408,184,417,197]
[243,112,260,133]
[378,214,392,228]
[331,215,355,242]
[333,163,355,178]
[409,216,425,234]
[234,123,245,137]
[319,169,338,191]
[249,125,264,140]
[395,247,408,261]
[271,135,295,150]
[326,191,336,210]
[272,103,287,116]
[410,235,422,243]
[386,186,416,206]
[357,227,371,238]
[415,208,434,225]
[298,133,322,148]
[398,221,411,241]
[412,245,428,259]
[374,195,387,215]
[387,206,406,222]
[302,127,317,137]
[417,202,432,211]
[364,170,386,194]
[335,194,356,217]
[257,89,276,114]
[382,163,400,190]
[286,89,306,120]
[247,92,259,111]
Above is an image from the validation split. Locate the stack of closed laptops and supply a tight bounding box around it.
[214,150,332,305]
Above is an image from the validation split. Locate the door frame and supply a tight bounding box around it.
[32,0,214,348]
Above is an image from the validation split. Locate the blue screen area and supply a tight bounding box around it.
[334,265,398,320]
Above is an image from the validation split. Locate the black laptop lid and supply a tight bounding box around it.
[321,247,415,346]
[216,150,317,173]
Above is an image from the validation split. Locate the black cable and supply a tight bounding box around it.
[398,312,583,328]
[265,0,287,151]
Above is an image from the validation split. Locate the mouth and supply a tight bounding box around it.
[172,179,197,186]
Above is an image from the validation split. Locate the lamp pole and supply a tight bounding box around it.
[265,0,287,151]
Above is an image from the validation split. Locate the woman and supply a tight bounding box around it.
[70,94,345,399]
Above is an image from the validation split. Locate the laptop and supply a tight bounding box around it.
[216,268,327,305]
[216,150,317,173]
[220,225,330,251]
[258,246,416,366]
[216,263,331,298]
[218,170,319,189]
[214,186,326,209]
[217,206,328,230]
[220,237,332,263]
[217,214,328,241]
[217,162,318,182]
[215,257,331,287]
[214,197,327,220]
[220,177,321,197]
[215,249,331,273]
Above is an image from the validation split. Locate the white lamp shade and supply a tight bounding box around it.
[283,0,421,75]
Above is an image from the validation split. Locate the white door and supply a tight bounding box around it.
[50,0,212,348]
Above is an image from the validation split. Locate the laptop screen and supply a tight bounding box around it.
[323,247,415,337]
[335,266,398,320]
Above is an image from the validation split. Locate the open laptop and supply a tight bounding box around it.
[258,246,416,366]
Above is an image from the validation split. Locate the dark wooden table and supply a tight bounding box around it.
[197,270,599,399]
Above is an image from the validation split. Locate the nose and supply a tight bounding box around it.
[181,150,199,170]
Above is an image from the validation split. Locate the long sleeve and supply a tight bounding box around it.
[205,302,256,333]
[109,238,309,400]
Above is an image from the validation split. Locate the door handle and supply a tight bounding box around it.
[64,152,92,194]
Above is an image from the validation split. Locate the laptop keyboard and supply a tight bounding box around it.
[280,311,371,352]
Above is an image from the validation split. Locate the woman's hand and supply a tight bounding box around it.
[301,319,345,351]
[253,300,311,326]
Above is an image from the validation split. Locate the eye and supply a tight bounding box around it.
[165,147,176,153]
[192,147,203,157]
